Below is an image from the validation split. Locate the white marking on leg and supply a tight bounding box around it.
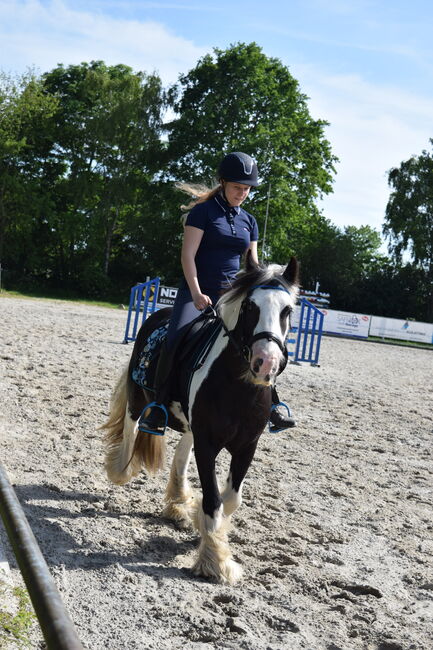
[221,472,243,516]
[204,503,224,534]
[163,430,195,527]
[170,400,190,432]
[193,502,242,584]
[173,430,193,487]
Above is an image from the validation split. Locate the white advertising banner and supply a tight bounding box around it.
[369,316,433,344]
[291,306,370,338]
[320,309,371,338]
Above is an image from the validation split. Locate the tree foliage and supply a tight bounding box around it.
[1,48,432,321]
[40,61,166,292]
[166,42,337,265]
[384,141,433,319]
[0,70,58,263]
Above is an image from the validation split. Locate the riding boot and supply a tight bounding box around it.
[138,342,173,435]
[269,386,296,433]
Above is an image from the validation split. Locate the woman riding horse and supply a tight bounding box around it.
[139,152,295,436]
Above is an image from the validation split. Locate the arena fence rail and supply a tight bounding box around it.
[123,281,324,366]
[293,298,324,365]
[0,460,84,650]
[123,277,160,344]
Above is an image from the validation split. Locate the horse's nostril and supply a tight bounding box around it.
[253,358,264,373]
[265,374,270,382]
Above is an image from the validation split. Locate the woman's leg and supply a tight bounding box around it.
[138,287,219,435]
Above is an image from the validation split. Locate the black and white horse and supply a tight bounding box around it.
[102,255,299,583]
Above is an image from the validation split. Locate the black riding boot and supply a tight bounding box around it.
[269,386,296,432]
[138,343,173,435]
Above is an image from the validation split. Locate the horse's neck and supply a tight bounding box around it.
[218,297,242,332]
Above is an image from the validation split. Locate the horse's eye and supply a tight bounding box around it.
[281,306,291,319]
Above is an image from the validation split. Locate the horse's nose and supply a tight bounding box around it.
[251,348,278,379]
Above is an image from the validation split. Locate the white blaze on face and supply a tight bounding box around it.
[249,289,291,384]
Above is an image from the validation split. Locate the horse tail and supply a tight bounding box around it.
[101,365,135,484]
[101,365,165,483]
[133,423,166,476]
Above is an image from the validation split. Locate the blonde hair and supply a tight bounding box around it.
[176,182,222,211]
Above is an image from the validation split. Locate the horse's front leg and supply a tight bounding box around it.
[221,440,258,517]
[192,439,241,584]
[163,429,195,528]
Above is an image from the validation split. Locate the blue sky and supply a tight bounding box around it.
[1,0,433,250]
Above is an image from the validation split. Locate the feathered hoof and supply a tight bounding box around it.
[192,556,243,585]
[162,498,195,530]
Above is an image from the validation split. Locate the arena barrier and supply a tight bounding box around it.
[289,298,324,365]
[124,282,323,365]
[123,277,160,344]
[0,460,84,649]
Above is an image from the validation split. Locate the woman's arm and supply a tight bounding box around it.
[248,240,259,264]
[181,225,212,310]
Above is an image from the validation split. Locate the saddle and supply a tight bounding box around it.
[131,311,222,395]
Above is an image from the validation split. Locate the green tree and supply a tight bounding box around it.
[166,42,337,265]
[0,70,58,266]
[384,140,433,320]
[299,222,384,308]
[41,61,166,294]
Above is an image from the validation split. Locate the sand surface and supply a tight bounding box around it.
[0,296,432,650]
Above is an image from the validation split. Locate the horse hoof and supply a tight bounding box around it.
[192,558,243,585]
[162,500,194,530]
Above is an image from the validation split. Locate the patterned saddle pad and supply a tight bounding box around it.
[131,323,168,391]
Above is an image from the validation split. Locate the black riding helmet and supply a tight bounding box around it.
[217,152,259,187]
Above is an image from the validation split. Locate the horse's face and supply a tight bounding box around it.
[218,257,300,386]
[243,285,295,386]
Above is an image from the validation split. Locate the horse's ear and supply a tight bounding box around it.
[283,257,300,286]
[245,249,260,272]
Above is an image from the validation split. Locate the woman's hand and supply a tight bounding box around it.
[192,291,212,311]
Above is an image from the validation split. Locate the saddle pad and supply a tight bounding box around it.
[131,323,169,391]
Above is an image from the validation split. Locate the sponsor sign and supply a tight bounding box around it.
[320,309,371,338]
[156,285,178,308]
[369,316,433,344]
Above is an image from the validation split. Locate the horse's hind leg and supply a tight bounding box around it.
[163,429,195,528]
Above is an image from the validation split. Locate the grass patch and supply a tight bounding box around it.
[0,288,122,310]
[368,335,433,350]
[0,582,36,649]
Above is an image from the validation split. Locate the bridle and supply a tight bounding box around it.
[212,282,292,374]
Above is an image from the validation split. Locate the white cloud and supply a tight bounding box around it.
[293,65,433,239]
[0,0,206,83]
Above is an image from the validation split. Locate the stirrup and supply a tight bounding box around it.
[268,401,295,434]
[138,402,168,436]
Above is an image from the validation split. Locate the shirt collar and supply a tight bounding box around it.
[214,192,240,216]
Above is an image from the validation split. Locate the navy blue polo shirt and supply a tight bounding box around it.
[185,194,259,290]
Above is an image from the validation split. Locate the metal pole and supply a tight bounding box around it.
[261,183,271,263]
[0,461,84,650]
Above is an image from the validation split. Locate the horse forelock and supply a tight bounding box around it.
[217,263,298,328]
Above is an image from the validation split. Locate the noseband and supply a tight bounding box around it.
[218,283,291,373]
